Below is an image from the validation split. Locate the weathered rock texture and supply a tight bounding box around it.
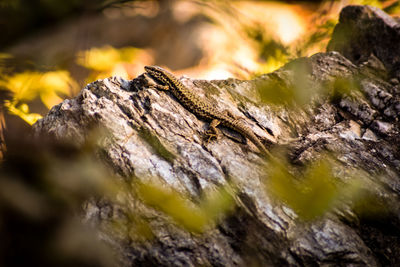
[34,5,400,267]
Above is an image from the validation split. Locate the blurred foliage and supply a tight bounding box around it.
[358,0,383,7]
[244,22,290,75]
[235,0,400,78]
[295,18,337,58]
[76,45,142,83]
[0,0,110,48]
[0,44,141,125]
[265,154,339,220]
[264,152,373,221]
[0,129,117,266]
[351,186,392,218]
[0,2,398,263]
[331,76,360,101]
[257,58,362,107]
[135,181,235,233]
[95,168,235,237]
[0,125,235,265]
[256,58,317,107]
[1,0,398,124]
[3,101,42,126]
[1,70,75,106]
[384,0,400,13]
[0,68,77,124]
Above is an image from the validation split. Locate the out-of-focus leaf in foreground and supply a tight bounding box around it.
[265,155,339,221]
[331,76,360,101]
[256,59,314,107]
[257,59,362,108]
[136,181,235,233]
[264,152,388,221]
[0,128,116,266]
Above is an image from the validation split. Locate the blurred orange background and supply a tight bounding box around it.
[0,0,399,127]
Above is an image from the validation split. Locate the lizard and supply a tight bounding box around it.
[144,65,272,158]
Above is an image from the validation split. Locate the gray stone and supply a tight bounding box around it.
[33,5,400,267]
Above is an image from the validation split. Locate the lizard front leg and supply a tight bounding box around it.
[205,119,221,143]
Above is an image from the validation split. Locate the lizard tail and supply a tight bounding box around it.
[233,121,272,158]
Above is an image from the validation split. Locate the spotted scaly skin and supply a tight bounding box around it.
[144,65,271,157]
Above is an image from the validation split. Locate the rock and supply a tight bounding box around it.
[328,5,400,78]
[33,5,400,267]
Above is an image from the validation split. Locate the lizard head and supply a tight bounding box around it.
[144,65,174,85]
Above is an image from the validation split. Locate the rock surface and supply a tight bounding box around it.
[34,5,400,267]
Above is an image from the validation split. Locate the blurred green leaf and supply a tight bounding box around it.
[257,78,294,106]
[136,181,208,233]
[136,181,235,233]
[352,189,391,219]
[266,155,339,221]
[331,76,360,101]
[264,152,389,222]
[257,58,314,107]
[296,160,338,220]
[0,178,48,219]
[200,185,235,221]
[131,217,154,240]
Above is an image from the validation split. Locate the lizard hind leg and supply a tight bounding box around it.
[205,119,221,143]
